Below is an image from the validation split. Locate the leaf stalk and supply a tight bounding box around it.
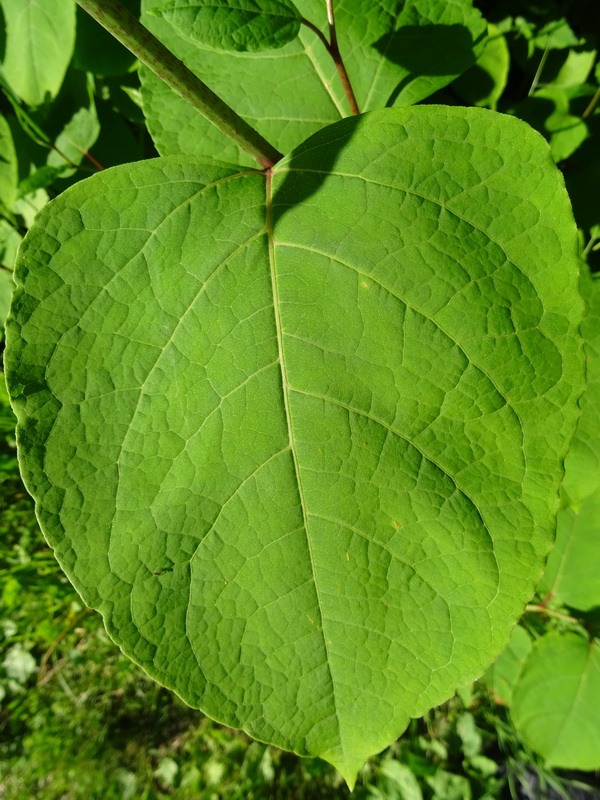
[75,0,283,168]
[301,1,360,116]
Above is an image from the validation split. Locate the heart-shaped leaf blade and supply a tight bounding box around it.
[5,107,583,784]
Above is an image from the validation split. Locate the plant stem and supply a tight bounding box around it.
[524,604,579,624]
[325,0,360,115]
[528,37,552,96]
[300,1,360,116]
[582,86,600,120]
[75,0,283,168]
[583,232,599,257]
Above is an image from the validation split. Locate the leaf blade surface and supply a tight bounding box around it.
[511,633,600,770]
[0,0,76,107]
[5,107,584,782]
[151,0,302,52]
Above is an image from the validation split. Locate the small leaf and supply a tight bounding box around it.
[531,18,581,51]
[151,0,302,53]
[0,0,76,107]
[510,87,590,163]
[5,107,584,784]
[47,105,101,175]
[551,49,597,89]
[511,633,600,770]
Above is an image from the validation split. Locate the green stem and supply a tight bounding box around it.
[325,0,359,116]
[583,232,599,257]
[528,38,551,97]
[300,3,360,116]
[75,0,283,168]
[582,86,600,120]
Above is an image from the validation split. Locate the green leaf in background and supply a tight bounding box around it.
[0,268,14,337]
[47,104,101,176]
[0,219,21,269]
[453,24,509,110]
[140,0,486,164]
[375,759,424,800]
[0,112,17,211]
[151,0,302,53]
[511,633,600,770]
[551,48,597,89]
[559,270,600,509]
[0,0,76,107]
[540,502,600,612]
[510,85,591,163]
[456,713,481,759]
[2,643,37,683]
[530,18,581,51]
[17,165,70,197]
[0,220,20,340]
[481,625,532,706]
[514,16,581,57]
[13,186,49,228]
[42,71,101,176]
[336,0,487,110]
[537,272,600,612]
[5,107,584,784]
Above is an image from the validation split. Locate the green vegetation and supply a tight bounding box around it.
[1,0,600,796]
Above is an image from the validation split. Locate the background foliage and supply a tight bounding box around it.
[1,0,600,797]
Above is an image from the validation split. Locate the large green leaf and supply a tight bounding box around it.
[0,0,76,107]
[5,107,583,783]
[511,633,600,770]
[150,0,302,53]
[140,0,486,163]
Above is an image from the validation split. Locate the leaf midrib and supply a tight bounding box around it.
[265,168,346,762]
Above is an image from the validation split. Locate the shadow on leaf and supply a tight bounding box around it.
[373,23,485,107]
